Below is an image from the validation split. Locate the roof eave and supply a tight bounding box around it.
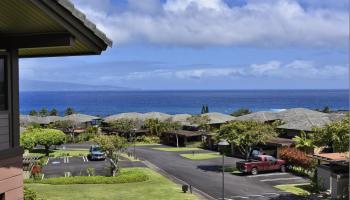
[29,0,112,55]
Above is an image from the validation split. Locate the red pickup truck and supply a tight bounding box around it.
[236,155,286,175]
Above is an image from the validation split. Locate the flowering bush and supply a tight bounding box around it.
[280,147,316,171]
[31,164,42,178]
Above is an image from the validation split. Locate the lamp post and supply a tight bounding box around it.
[133,128,137,159]
[218,139,229,200]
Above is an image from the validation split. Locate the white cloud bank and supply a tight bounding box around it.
[72,0,348,47]
[102,60,348,81]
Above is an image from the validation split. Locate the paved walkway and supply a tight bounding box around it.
[134,145,310,200]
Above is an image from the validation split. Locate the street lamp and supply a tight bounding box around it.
[218,139,229,200]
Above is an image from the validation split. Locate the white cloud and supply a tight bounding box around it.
[115,60,348,80]
[71,0,348,47]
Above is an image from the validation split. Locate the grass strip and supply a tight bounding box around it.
[152,147,201,152]
[274,183,312,196]
[180,153,220,160]
[25,168,148,185]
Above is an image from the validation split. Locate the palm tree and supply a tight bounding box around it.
[292,131,315,152]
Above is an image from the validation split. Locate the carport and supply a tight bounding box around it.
[0,0,111,199]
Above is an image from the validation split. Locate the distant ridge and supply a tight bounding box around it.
[20,80,137,92]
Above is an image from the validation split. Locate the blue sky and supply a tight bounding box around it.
[20,0,349,90]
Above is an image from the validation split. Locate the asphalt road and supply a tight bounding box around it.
[134,145,310,200]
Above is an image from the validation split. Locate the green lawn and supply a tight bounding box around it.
[135,143,162,146]
[120,153,140,162]
[180,153,220,160]
[26,168,198,200]
[26,149,89,158]
[152,147,201,152]
[274,183,312,196]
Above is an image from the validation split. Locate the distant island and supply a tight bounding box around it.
[20,80,138,92]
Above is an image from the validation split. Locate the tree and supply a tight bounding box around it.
[144,118,168,136]
[20,128,66,156]
[38,108,48,117]
[161,121,182,147]
[52,120,77,142]
[292,131,315,152]
[49,108,58,116]
[29,110,38,116]
[65,107,75,116]
[109,118,138,137]
[187,115,211,132]
[230,108,252,117]
[201,105,209,114]
[312,116,349,152]
[218,121,277,160]
[322,106,331,113]
[20,131,37,151]
[94,134,128,161]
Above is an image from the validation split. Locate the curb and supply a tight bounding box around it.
[142,160,216,200]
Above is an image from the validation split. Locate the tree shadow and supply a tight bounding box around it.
[196,165,245,176]
[269,193,310,200]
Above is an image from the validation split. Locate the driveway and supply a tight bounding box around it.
[134,145,310,200]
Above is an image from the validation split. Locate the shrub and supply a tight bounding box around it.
[31,165,42,178]
[135,135,160,144]
[24,187,40,200]
[76,132,95,143]
[280,147,316,175]
[25,168,149,185]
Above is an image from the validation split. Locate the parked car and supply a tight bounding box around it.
[88,145,106,161]
[236,155,286,175]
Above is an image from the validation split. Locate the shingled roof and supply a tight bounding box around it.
[236,108,347,131]
[56,0,113,47]
[235,111,278,122]
[0,0,112,57]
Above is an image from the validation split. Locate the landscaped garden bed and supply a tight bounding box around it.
[26,167,199,200]
[25,167,148,185]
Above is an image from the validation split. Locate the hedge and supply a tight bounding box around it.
[25,168,149,185]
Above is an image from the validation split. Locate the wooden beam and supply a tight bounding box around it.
[0,33,75,49]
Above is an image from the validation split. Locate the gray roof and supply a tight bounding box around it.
[170,114,192,125]
[235,111,279,122]
[202,112,235,124]
[20,115,63,126]
[142,112,172,122]
[276,108,333,131]
[62,114,99,124]
[104,112,143,122]
[57,0,113,47]
[0,0,112,57]
[236,108,346,131]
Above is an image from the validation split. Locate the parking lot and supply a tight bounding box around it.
[245,172,309,187]
[43,156,112,178]
[43,155,147,178]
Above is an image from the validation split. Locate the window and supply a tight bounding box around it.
[0,58,6,110]
[266,156,276,162]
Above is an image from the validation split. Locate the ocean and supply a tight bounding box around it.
[20,90,348,116]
